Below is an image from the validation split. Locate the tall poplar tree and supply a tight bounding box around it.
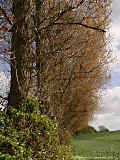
[0,0,111,144]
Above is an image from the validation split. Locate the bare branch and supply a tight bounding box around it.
[0,6,13,25]
[54,22,106,33]
[0,95,8,101]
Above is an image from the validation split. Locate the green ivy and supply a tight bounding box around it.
[0,98,72,160]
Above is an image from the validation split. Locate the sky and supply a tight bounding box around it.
[90,0,120,131]
[0,1,120,131]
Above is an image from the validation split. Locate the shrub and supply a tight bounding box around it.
[0,98,72,160]
[74,125,97,135]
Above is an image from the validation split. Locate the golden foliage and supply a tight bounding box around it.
[34,0,112,134]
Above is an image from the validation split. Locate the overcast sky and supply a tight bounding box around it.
[90,0,120,131]
[0,1,120,131]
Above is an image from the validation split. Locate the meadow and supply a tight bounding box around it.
[72,131,120,160]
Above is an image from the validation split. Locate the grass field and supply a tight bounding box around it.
[72,131,120,160]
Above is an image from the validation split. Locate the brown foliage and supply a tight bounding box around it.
[33,0,111,133]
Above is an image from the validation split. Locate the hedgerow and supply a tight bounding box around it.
[0,98,72,160]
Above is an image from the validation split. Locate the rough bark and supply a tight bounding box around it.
[8,0,34,107]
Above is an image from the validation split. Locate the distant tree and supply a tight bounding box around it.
[74,125,97,135]
[98,125,109,132]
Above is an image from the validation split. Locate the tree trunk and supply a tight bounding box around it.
[8,0,34,108]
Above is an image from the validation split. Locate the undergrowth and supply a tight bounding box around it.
[0,98,72,160]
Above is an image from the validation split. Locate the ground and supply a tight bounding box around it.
[72,131,120,160]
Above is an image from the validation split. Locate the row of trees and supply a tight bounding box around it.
[0,0,111,144]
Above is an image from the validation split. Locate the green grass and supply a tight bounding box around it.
[72,131,120,160]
